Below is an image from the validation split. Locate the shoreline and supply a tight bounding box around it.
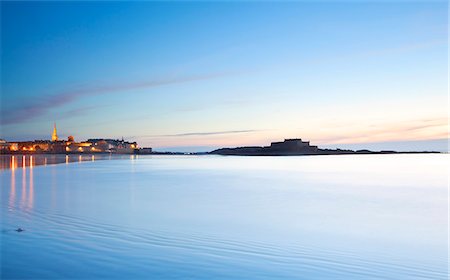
[0,152,444,171]
[0,150,442,156]
[207,151,442,156]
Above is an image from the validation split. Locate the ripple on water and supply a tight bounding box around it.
[2,208,447,279]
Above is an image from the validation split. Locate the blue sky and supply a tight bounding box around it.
[1,1,447,151]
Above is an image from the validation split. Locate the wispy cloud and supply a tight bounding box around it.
[57,106,100,120]
[314,117,448,145]
[1,73,227,126]
[134,129,261,138]
[165,130,259,137]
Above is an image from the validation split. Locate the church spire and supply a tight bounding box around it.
[52,123,58,141]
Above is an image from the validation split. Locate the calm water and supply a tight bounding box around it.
[1,154,448,279]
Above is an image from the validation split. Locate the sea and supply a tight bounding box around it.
[1,154,448,279]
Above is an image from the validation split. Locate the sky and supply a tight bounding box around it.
[1,1,448,152]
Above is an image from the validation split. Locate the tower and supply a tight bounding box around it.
[52,123,58,141]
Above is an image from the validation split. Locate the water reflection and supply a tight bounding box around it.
[1,154,145,212]
[29,156,34,209]
[7,157,35,211]
[21,161,27,209]
[11,156,17,170]
[8,160,16,210]
[0,154,132,170]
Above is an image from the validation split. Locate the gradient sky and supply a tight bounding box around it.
[1,1,448,152]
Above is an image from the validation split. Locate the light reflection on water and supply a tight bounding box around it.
[20,160,26,209]
[8,163,16,210]
[0,154,131,170]
[1,154,448,279]
[28,156,34,210]
[7,156,35,212]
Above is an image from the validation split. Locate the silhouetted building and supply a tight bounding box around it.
[269,139,318,153]
[211,138,319,155]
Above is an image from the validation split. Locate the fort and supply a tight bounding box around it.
[0,124,152,154]
[210,138,319,156]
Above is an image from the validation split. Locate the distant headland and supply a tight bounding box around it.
[209,138,440,156]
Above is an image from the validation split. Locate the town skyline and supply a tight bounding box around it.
[0,123,151,154]
[1,1,447,152]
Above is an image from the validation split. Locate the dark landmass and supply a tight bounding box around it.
[209,138,440,156]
